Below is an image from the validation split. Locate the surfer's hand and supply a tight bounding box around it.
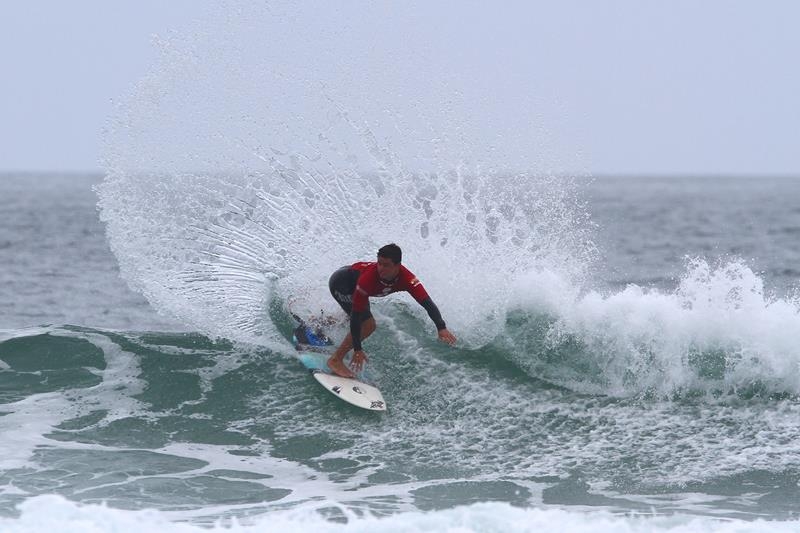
[350,350,368,373]
[438,329,457,346]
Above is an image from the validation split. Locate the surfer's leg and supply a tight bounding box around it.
[327,268,375,377]
[328,315,376,378]
[329,317,375,359]
[329,266,359,314]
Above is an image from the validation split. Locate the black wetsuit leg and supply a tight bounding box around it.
[328,266,372,320]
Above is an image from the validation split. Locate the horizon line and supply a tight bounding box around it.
[2,170,799,180]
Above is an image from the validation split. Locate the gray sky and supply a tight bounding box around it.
[1,1,203,173]
[2,1,799,176]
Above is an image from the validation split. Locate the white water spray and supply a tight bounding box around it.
[98,2,593,345]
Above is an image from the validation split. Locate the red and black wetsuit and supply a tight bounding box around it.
[329,262,446,351]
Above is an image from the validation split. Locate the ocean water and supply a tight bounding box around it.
[2,174,800,532]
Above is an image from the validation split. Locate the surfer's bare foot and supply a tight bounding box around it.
[327,356,355,378]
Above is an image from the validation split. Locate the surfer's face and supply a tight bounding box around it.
[376,256,400,283]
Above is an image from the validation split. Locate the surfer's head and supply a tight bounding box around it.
[378,243,402,264]
[377,243,401,283]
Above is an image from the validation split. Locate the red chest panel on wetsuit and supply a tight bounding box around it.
[350,262,429,312]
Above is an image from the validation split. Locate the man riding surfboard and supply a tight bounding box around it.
[327,243,457,378]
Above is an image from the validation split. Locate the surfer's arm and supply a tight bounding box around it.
[350,285,371,351]
[404,271,450,336]
[418,294,456,345]
[419,297,446,331]
[350,310,368,351]
[403,270,443,329]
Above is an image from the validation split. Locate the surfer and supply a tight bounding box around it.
[327,243,457,378]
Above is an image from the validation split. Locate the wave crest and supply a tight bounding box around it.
[505,259,800,398]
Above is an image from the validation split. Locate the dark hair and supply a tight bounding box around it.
[377,243,402,264]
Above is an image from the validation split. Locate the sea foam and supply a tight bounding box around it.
[2,495,798,533]
[508,258,800,397]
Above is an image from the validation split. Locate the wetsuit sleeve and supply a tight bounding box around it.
[352,285,369,313]
[420,297,446,331]
[351,281,371,351]
[402,268,430,303]
[350,310,367,351]
[400,267,444,330]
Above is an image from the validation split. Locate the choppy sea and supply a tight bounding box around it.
[2,173,800,532]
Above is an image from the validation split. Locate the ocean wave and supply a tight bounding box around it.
[502,259,800,398]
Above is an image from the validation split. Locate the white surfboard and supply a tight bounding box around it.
[293,332,387,412]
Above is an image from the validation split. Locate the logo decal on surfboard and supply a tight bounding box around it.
[352,386,364,394]
[332,386,342,394]
[370,401,384,409]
